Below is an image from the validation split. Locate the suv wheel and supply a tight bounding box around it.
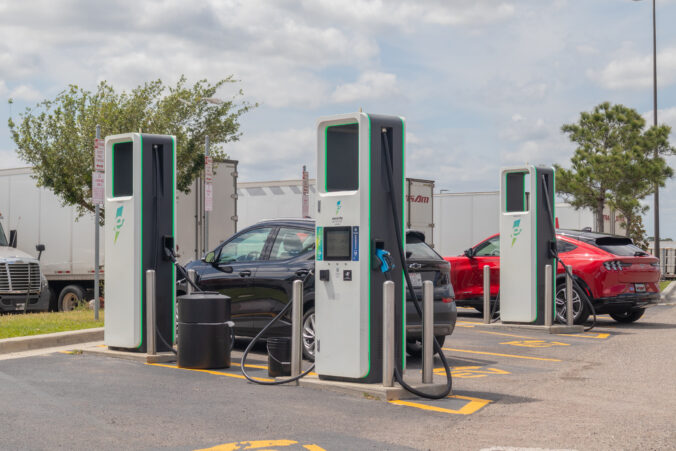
[302,307,316,361]
[555,284,589,324]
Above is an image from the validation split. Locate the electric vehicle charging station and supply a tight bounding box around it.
[499,165,555,325]
[104,133,176,352]
[314,113,405,383]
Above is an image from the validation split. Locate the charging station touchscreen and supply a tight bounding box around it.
[325,228,351,260]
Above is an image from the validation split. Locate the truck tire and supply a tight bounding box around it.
[609,309,645,323]
[58,285,85,311]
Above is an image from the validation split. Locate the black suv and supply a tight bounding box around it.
[179,219,456,359]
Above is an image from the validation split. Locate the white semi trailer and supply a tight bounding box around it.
[237,177,436,246]
[0,162,237,311]
[432,191,623,257]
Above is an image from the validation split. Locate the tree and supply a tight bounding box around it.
[556,102,674,239]
[8,76,255,223]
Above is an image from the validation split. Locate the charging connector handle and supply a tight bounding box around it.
[375,248,394,273]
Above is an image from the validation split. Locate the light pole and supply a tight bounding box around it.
[634,0,659,259]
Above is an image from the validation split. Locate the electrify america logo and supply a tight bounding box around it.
[331,200,344,225]
[510,218,522,247]
[335,200,342,215]
[113,206,125,244]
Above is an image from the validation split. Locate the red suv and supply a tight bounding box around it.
[445,229,661,324]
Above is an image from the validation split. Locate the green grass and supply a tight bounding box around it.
[660,280,672,292]
[0,309,104,339]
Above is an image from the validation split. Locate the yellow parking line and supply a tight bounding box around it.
[457,320,481,325]
[390,395,491,415]
[560,332,610,339]
[475,330,545,340]
[147,363,274,382]
[442,347,561,362]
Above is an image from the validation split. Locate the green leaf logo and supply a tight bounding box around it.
[114,206,125,244]
[511,218,522,247]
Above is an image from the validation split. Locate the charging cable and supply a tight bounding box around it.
[239,269,316,385]
[540,176,596,331]
[381,130,453,399]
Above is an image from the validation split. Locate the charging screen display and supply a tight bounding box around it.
[324,227,351,260]
[325,123,358,192]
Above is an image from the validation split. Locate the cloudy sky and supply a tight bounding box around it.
[1,0,675,239]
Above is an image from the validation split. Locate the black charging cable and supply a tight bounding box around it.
[381,130,453,399]
[540,176,596,331]
[239,269,316,385]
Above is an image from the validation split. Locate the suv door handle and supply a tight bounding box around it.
[295,269,310,277]
[239,270,251,277]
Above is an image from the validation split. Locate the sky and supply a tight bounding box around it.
[1,0,675,239]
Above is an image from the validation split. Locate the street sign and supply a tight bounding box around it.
[94,138,105,172]
[92,171,105,205]
[205,183,213,212]
[204,156,213,184]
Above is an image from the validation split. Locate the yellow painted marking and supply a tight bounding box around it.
[455,324,476,328]
[389,395,491,415]
[434,365,511,378]
[243,363,268,370]
[443,347,561,362]
[457,320,480,325]
[194,440,326,451]
[561,332,610,339]
[476,330,544,340]
[148,363,274,382]
[501,340,570,348]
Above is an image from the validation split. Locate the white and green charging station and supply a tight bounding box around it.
[499,165,556,325]
[314,112,405,383]
[104,133,176,352]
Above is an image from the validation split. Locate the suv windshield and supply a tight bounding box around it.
[406,234,441,260]
[593,237,647,257]
[0,221,7,246]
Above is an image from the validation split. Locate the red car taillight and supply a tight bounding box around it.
[603,260,631,271]
[442,298,454,303]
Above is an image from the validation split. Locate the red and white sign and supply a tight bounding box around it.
[205,183,213,212]
[92,171,105,205]
[94,138,105,172]
[406,194,430,204]
[204,156,214,184]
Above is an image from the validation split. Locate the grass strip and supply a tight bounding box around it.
[0,309,104,339]
[660,280,671,292]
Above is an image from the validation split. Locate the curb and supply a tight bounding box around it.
[0,328,104,355]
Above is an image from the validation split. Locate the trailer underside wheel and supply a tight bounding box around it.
[58,285,85,311]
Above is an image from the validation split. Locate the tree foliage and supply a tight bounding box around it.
[8,76,255,222]
[555,102,674,242]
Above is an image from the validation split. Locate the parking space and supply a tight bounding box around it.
[1,303,675,449]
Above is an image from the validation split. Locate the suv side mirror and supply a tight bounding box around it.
[9,230,17,248]
[36,244,45,261]
[203,251,216,263]
[463,248,475,258]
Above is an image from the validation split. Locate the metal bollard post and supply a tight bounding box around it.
[422,280,434,384]
[382,281,395,387]
[186,269,196,296]
[544,265,552,327]
[146,270,156,356]
[291,280,303,385]
[566,265,574,326]
[483,265,490,324]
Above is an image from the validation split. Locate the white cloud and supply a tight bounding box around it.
[0,80,6,97]
[331,72,398,104]
[9,85,41,102]
[588,46,676,90]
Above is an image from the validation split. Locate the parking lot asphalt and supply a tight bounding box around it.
[1,303,675,451]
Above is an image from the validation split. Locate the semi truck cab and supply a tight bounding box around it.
[0,217,50,312]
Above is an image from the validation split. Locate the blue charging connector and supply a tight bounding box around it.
[375,248,394,273]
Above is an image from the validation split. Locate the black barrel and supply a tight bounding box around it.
[267,337,291,377]
[177,292,231,369]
